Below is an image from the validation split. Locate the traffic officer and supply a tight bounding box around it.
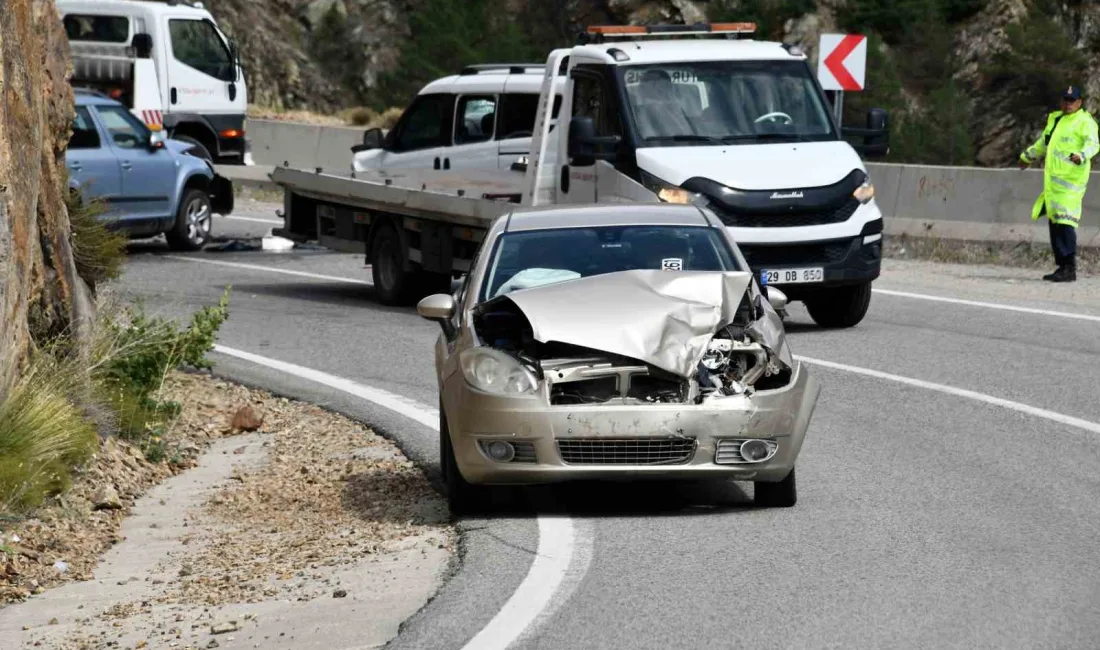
[1019,85,1100,283]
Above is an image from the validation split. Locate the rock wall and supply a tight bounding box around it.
[0,0,93,399]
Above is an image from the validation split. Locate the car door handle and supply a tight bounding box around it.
[121,162,133,171]
[443,158,450,170]
[170,87,178,104]
[69,163,82,172]
[433,157,440,170]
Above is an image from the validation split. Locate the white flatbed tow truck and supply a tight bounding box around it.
[271,22,891,327]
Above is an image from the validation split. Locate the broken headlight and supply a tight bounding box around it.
[460,348,538,395]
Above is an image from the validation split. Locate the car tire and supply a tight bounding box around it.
[804,282,872,328]
[174,135,214,162]
[166,188,212,251]
[370,224,417,306]
[439,404,487,517]
[754,467,797,508]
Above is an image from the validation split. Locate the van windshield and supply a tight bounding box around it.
[622,60,837,146]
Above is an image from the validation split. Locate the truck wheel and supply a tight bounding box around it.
[174,135,214,162]
[804,282,872,328]
[754,467,797,508]
[440,403,488,517]
[370,225,414,305]
[165,188,212,251]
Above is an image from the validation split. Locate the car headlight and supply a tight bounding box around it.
[853,180,875,204]
[459,348,538,395]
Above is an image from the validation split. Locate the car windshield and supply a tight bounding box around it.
[622,60,837,145]
[480,225,741,301]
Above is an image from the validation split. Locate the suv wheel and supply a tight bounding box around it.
[166,188,212,251]
[805,282,872,328]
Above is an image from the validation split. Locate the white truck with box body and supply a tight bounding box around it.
[57,0,251,165]
[272,22,891,327]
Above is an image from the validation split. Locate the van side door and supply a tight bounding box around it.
[377,93,455,171]
[448,94,500,171]
[496,92,562,170]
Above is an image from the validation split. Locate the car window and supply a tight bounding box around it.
[394,95,450,152]
[63,14,130,42]
[69,107,102,149]
[481,225,739,301]
[455,95,496,145]
[169,19,234,82]
[498,94,563,140]
[96,106,149,149]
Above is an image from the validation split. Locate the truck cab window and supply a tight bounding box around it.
[455,96,496,145]
[169,19,234,82]
[394,95,450,152]
[571,74,621,137]
[69,107,102,149]
[63,15,130,42]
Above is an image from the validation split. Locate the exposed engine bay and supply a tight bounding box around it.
[471,270,793,406]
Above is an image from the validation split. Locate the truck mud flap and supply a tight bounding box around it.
[210,175,235,215]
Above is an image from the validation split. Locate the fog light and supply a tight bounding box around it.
[485,440,515,462]
[740,439,772,462]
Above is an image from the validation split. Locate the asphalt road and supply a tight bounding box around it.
[117,206,1100,650]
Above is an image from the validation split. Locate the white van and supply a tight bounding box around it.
[351,64,565,173]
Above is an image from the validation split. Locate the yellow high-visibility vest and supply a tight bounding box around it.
[1021,108,1100,227]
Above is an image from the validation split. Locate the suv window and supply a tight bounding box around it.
[498,94,563,140]
[169,19,234,82]
[393,95,451,152]
[455,96,496,145]
[63,14,130,42]
[96,106,149,149]
[69,107,102,149]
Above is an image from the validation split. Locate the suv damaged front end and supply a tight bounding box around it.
[443,269,820,485]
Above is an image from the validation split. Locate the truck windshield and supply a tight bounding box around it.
[622,60,837,145]
[481,225,740,301]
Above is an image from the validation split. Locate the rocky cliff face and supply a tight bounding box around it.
[0,0,92,398]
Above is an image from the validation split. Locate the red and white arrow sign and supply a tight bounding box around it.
[817,34,867,91]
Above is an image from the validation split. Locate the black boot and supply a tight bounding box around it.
[1043,266,1062,281]
[1051,263,1076,283]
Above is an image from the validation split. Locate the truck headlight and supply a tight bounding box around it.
[460,348,537,395]
[640,170,700,205]
[853,181,875,204]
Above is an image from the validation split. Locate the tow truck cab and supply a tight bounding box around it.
[534,23,891,327]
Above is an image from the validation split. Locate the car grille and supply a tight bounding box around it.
[738,238,855,269]
[557,437,697,465]
[714,197,861,228]
[715,439,779,465]
[512,441,538,463]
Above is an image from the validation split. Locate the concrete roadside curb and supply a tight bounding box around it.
[217,164,279,194]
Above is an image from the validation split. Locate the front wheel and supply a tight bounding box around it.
[754,467,797,508]
[165,188,212,251]
[804,282,872,328]
[439,405,489,517]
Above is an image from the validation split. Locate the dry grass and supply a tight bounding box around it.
[883,233,1100,274]
[67,189,126,290]
[249,104,405,130]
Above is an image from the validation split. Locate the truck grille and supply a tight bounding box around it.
[714,197,861,228]
[738,238,855,269]
[557,438,696,465]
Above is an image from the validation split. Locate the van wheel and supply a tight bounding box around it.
[370,224,415,305]
[440,403,488,517]
[754,467,797,508]
[175,135,214,162]
[804,282,872,328]
[165,188,212,251]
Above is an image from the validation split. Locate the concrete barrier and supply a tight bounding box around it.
[243,121,1100,247]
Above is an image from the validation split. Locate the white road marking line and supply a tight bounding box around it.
[873,288,1100,324]
[217,214,282,225]
[163,255,371,285]
[211,344,583,650]
[797,355,1100,435]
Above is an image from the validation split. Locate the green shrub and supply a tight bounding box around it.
[67,188,127,290]
[0,354,97,514]
[343,106,375,126]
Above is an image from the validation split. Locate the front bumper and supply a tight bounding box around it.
[443,361,821,486]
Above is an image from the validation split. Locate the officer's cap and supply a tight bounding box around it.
[1062,85,1083,101]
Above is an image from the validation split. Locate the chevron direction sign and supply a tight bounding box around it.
[817,34,867,92]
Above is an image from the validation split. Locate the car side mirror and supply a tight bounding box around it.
[842,108,890,159]
[148,131,165,151]
[568,115,620,167]
[132,33,153,59]
[351,127,384,154]
[767,287,788,312]
[418,293,457,337]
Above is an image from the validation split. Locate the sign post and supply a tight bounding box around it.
[817,34,867,127]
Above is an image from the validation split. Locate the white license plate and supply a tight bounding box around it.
[763,267,824,284]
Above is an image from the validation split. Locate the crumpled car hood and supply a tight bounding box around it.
[495,269,773,378]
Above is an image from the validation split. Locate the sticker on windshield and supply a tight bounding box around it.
[662,258,683,271]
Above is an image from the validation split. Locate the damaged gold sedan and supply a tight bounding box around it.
[417,204,820,514]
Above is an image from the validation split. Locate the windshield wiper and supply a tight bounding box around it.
[720,133,812,143]
[644,135,726,145]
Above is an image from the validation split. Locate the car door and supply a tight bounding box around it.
[376,94,454,171]
[495,92,561,170]
[93,104,177,220]
[448,94,499,171]
[163,16,242,118]
[66,105,123,215]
